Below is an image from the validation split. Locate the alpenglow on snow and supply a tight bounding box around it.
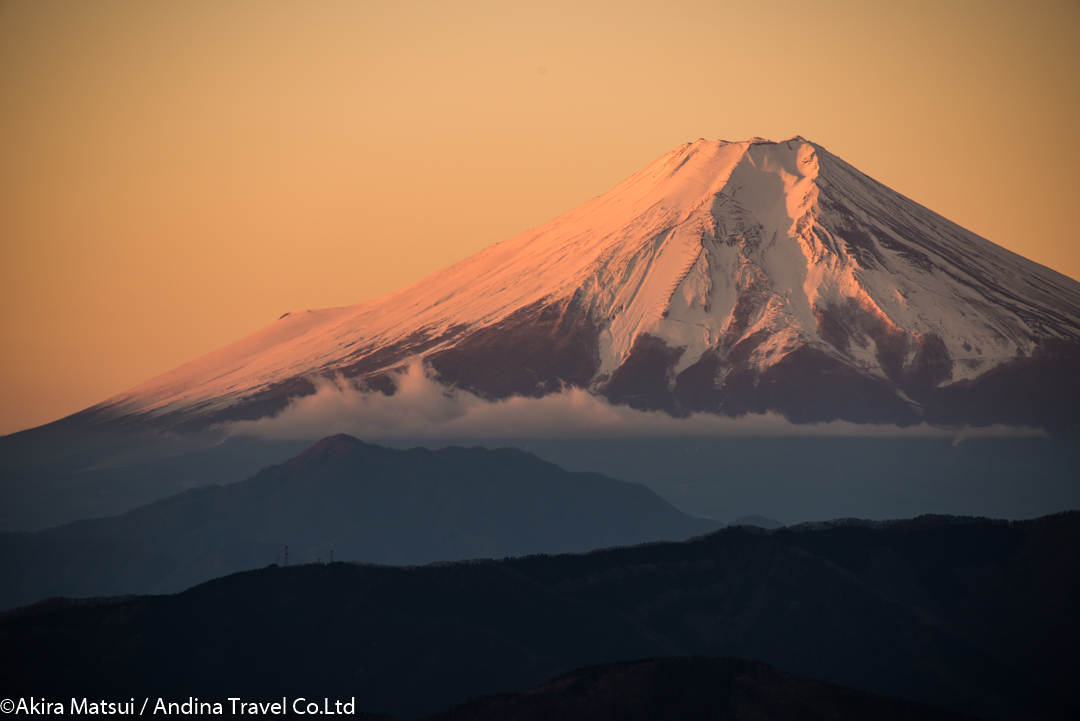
[93,137,1080,429]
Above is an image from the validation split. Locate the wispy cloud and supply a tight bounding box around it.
[225,360,1045,441]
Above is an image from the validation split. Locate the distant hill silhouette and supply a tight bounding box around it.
[429,657,975,721]
[0,434,717,610]
[728,514,784,528]
[3,512,1076,719]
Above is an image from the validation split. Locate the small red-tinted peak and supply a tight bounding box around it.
[285,433,368,467]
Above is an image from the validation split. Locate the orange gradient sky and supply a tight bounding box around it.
[1,0,1078,436]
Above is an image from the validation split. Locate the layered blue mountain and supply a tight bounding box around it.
[0,434,717,610]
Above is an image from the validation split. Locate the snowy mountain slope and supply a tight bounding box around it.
[90,137,1080,429]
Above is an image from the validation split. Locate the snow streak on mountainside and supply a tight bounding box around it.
[95,138,1080,429]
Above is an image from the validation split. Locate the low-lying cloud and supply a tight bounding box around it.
[225,360,1044,441]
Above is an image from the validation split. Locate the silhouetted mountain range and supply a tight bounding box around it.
[0,434,717,610]
[3,511,1076,719]
[728,513,784,528]
[427,657,975,721]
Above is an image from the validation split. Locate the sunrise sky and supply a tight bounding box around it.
[1,0,1078,436]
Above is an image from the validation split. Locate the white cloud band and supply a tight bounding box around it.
[225,360,1044,441]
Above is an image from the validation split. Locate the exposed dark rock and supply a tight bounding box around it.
[902,332,954,394]
[429,295,601,399]
[340,326,470,382]
[735,344,920,425]
[812,297,911,381]
[921,339,1080,429]
[172,375,317,432]
[713,329,771,416]
[599,334,684,414]
[673,348,725,413]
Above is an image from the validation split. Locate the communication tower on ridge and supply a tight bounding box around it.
[284,545,289,567]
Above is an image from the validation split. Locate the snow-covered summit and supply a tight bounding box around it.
[95,137,1080,428]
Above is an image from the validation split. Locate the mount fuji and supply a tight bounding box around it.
[3,136,1080,532]
[88,136,1080,430]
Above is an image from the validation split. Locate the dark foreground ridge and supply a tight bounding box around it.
[2,511,1076,719]
[427,656,975,721]
[0,434,717,610]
